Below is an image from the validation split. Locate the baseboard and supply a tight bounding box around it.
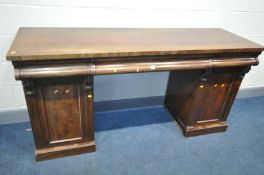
[0,107,29,124]
[237,86,264,98]
[0,96,164,125]
[0,86,263,125]
[94,96,164,112]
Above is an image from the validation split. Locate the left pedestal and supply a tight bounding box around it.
[22,76,95,161]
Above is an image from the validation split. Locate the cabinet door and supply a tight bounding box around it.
[35,77,93,146]
[190,71,235,124]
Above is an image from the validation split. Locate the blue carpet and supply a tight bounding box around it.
[0,96,264,175]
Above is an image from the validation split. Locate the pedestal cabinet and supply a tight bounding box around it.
[6,28,263,160]
[165,67,250,136]
[22,76,95,160]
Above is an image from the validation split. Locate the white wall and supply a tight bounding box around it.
[0,0,264,111]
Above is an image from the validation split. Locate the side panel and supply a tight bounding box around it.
[23,80,46,149]
[165,70,203,126]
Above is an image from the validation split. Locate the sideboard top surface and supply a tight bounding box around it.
[6,28,264,61]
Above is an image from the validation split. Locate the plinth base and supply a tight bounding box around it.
[35,141,96,161]
[183,122,228,137]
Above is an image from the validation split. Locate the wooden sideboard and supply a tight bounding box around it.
[6,28,264,161]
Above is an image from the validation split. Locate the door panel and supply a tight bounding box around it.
[40,83,82,143]
[190,71,234,123]
[34,78,91,146]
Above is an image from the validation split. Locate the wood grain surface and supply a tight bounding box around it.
[6,28,264,61]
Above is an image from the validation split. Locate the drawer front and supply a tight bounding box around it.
[190,71,234,124]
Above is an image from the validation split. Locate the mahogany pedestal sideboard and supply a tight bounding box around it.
[6,28,264,161]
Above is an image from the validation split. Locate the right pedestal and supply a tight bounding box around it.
[165,67,249,137]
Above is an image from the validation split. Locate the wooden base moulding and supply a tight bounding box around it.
[36,141,96,161]
[167,105,228,137]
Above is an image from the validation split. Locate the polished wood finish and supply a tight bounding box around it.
[6,28,264,160]
[6,28,263,61]
[165,67,248,136]
[36,141,96,161]
[22,76,95,160]
[14,57,258,79]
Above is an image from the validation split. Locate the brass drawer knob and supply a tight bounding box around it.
[150,65,156,70]
[221,84,225,88]
[53,89,59,94]
[10,50,16,55]
[199,85,204,88]
[214,84,218,87]
[65,89,70,94]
